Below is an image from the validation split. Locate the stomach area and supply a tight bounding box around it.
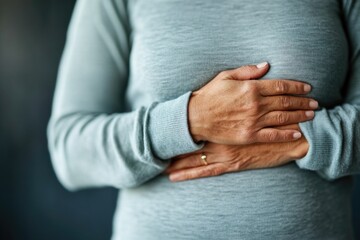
[113,163,353,240]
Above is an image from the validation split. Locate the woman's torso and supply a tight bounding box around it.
[114,1,354,239]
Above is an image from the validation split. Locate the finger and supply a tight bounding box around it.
[166,155,204,173]
[259,110,315,127]
[275,124,300,131]
[264,95,318,111]
[257,79,312,96]
[254,128,302,143]
[169,163,227,182]
[225,62,270,80]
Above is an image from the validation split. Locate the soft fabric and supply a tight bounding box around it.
[47,0,360,239]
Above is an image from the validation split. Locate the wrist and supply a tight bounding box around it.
[188,91,206,142]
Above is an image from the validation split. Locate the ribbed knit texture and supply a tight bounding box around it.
[47,0,360,239]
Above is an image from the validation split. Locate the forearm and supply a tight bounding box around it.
[48,110,167,190]
[47,0,204,191]
[48,90,205,190]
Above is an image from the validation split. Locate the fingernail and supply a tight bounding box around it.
[304,84,311,92]
[169,174,179,182]
[309,100,318,109]
[305,111,314,118]
[256,62,268,68]
[293,132,302,139]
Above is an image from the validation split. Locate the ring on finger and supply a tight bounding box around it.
[201,152,208,166]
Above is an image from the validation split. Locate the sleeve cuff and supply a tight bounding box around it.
[148,91,205,160]
[295,109,340,180]
[295,119,319,171]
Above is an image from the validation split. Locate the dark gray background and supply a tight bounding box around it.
[0,1,359,239]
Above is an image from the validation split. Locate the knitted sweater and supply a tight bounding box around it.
[48,0,360,239]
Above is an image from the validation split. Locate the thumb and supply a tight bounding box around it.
[227,62,270,80]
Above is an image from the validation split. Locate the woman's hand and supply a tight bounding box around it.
[188,62,318,145]
[165,124,309,182]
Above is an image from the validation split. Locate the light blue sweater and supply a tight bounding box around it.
[48,0,360,239]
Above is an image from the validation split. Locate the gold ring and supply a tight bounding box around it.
[201,152,208,166]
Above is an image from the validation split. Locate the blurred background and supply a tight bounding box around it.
[0,1,359,239]
[0,1,117,239]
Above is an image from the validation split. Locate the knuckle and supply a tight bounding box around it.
[242,126,256,142]
[280,96,291,108]
[274,80,287,93]
[242,81,257,94]
[217,71,230,79]
[187,173,196,180]
[297,99,307,108]
[276,113,288,124]
[239,129,253,143]
[243,85,260,106]
[181,173,189,180]
[209,167,222,176]
[296,83,303,93]
[267,131,278,142]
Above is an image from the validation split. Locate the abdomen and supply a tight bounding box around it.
[113,164,353,240]
[118,1,353,239]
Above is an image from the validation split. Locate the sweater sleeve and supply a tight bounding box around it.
[295,0,360,180]
[47,0,204,190]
